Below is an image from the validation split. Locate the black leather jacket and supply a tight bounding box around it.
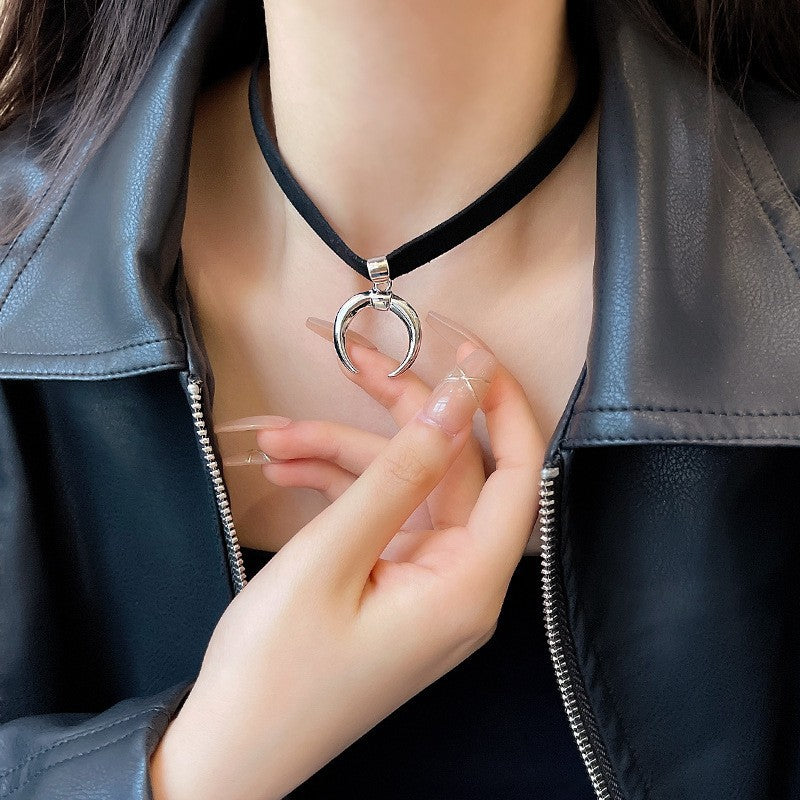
[2,0,799,797]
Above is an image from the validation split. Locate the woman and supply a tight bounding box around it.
[1,0,799,797]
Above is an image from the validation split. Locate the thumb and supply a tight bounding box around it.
[296,342,497,593]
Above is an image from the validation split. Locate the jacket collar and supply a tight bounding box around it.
[556,5,800,450]
[0,0,227,380]
[2,0,800,447]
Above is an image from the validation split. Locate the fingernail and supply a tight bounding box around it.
[426,310,493,354]
[222,448,274,466]
[305,317,378,350]
[215,415,292,433]
[417,347,497,435]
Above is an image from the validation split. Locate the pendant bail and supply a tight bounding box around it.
[367,256,392,311]
[367,256,392,293]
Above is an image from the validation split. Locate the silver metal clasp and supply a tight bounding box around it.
[367,255,392,310]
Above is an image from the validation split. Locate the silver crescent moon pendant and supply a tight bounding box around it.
[333,256,422,377]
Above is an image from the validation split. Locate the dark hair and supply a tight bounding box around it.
[1,0,799,243]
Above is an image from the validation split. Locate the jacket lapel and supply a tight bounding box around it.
[0,0,224,379]
[1,0,798,457]
[560,2,800,448]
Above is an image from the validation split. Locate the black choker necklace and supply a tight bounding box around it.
[248,6,598,376]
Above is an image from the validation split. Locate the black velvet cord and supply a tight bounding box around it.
[247,2,599,283]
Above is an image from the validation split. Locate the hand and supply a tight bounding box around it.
[150,313,545,800]
[217,312,541,554]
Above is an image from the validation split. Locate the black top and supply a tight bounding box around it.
[243,550,595,799]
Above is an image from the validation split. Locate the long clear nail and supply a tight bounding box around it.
[426,310,493,354]
[222,448,274,466]
[215,415,292,433]
[305,317,378,349]
[417,346,497,436]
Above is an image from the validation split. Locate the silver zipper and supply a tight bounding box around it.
[539,462,620,800]
[187,375,247,594]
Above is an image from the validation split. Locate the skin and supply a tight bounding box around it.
[152,0,598,796]
[180,0,598,554]
[151,336,545,800]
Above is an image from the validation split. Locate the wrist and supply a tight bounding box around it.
[149,711,201,800]
[148,677,286,800]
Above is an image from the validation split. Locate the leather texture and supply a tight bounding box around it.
[560,8,800,447]
[0,0,799,796]
[0,371,232,798]
[561,443,800,799]
[0,682,192,799]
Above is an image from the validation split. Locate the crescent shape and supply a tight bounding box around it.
[386,295,422,377]
[333,292,372,374]
[332,291,422,377]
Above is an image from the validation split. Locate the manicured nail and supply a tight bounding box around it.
[215,415,292,433]
[305,317,378,349]
[417,346,497,436]
[426,310,493,354]
[222,448,274,466]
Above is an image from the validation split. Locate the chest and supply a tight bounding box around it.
[182,230,594,553]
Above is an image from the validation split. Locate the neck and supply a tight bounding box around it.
[259,0,576,260]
